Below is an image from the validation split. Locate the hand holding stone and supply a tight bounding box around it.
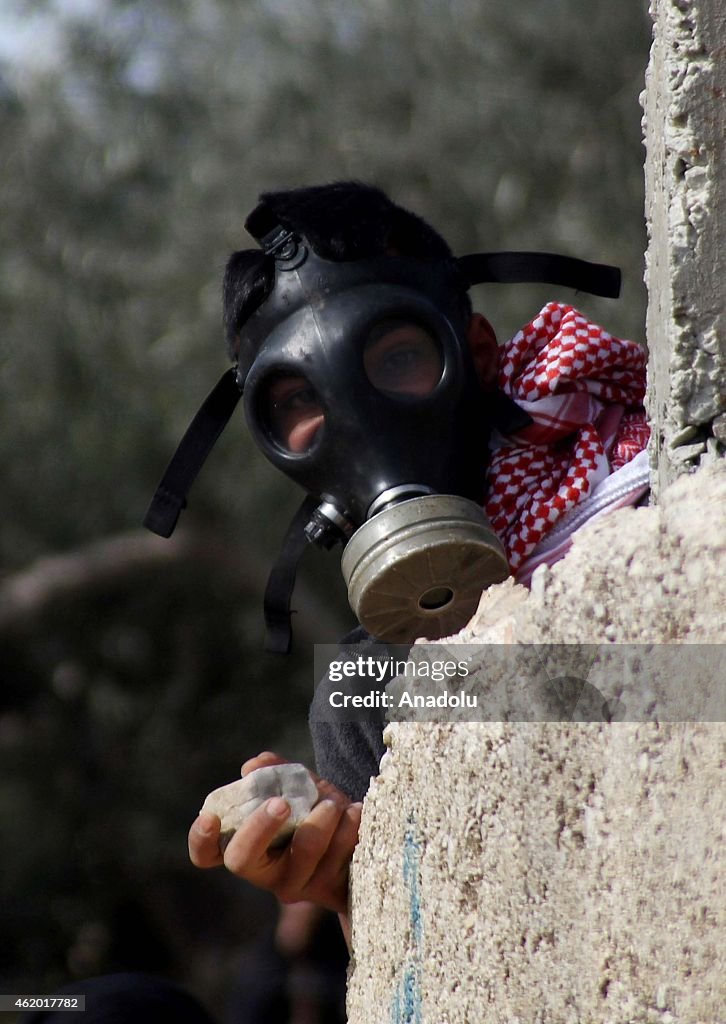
[190,752,361,916]
[201,763,319,850]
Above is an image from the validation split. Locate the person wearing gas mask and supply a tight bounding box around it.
[145,182,649,936]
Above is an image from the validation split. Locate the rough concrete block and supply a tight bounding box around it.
[347,463,725,1023]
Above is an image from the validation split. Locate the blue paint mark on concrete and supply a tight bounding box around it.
[391,819,423,1024]
[391,965,421,1024]
[403,826,423,946]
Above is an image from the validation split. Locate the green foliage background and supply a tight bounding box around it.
[0,0,650,1016]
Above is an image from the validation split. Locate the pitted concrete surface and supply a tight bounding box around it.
[643,0,726,497]
[347,464,725,1024]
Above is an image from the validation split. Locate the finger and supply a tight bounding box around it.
[279,798,347,897]
[188,812,224,869]
[309,802,360,884]
[240,751,288,776]
[313,775,349,807]
[323,802,363,867]
[306,802,363,908]
[222,797,292,882]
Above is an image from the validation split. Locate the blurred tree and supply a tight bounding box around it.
[0,0,651,1014]
[0,0,650,561]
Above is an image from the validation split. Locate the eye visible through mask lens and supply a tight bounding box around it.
[363,320,442,397]
[262,374,325,454]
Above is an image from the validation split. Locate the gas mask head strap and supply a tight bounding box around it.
[142,367,242,538]
[263,494,321,654]
[457,251,621,298]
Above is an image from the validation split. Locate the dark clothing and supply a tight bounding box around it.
[308,627,390,803]
[309,704,386,804]
[18,927,348,1024]
[228,915,347,1024]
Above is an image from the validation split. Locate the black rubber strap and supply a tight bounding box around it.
[488,389,534,434]
[458,251,621,298]
[143,369,242,538]
[263,495,320,654]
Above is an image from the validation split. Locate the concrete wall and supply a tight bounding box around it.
[643,0,726,498]
[347,465,725,1023]
[347,2,726,1018]
[352,720,724,1024]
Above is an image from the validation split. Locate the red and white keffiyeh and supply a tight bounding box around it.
[485,302,650,574]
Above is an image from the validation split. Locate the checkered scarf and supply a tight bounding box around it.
[485,302,650,571]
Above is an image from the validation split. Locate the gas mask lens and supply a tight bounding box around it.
[261,374,325,454]
[363,320,442,396]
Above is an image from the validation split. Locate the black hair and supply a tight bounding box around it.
[246,181,453,262]
[222,249,275,360]
[222,181,458,359]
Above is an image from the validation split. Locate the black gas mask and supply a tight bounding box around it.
[144,218,620,651]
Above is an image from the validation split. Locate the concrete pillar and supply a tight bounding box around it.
[643,0,726,497]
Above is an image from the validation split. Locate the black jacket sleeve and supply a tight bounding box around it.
[308,627,390,803]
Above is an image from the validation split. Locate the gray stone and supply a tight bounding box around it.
[712,412,726,444]
[201,763,319,850]
[666,439,706,463]
[668,423,700,448]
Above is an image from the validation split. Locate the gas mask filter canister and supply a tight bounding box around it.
[341,492,509,644]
